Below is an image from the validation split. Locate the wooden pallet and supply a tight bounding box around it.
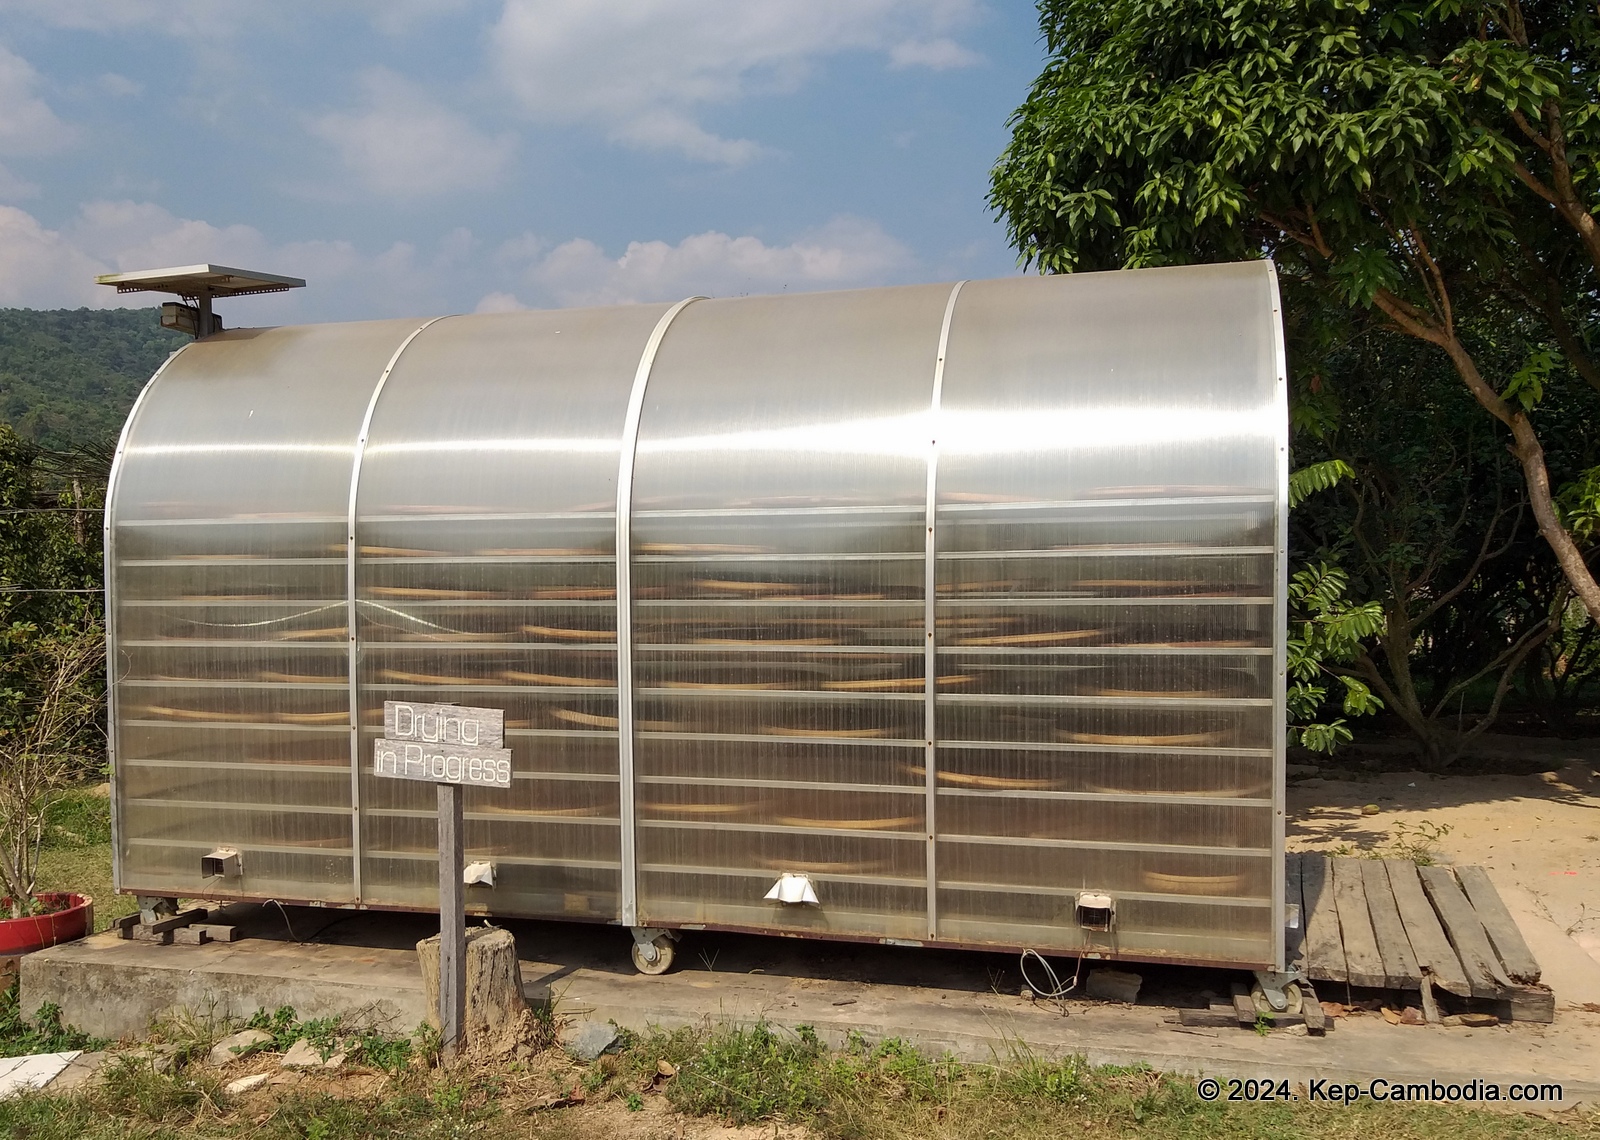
[1286,854,1553,1022]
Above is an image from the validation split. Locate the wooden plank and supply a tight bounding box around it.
[1231,983,1257,1028]
[1418,865,1512,999]
[1384,859,1472,998]
[1482,984,1555,1024]
[1360,857,1421,989]
[1299,979,1327,1036]
[1301,855,1346,983]
[140,906,207,934]
[1331,858,1387,988]
[1455,865,1541,984]
[1284,852,1306,968]
[1419,975,1440,1024]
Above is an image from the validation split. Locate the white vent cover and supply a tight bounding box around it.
[764,873,820,906]
[463,860,496,886]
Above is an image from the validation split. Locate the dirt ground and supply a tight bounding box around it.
[1286,735,1600,999]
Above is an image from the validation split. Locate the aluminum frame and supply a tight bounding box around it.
[344,316,450,903]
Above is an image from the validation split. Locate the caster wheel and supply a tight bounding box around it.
[631,936,675,975]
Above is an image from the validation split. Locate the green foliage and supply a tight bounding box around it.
[241,1004,414,1069]
[0,308,183,450]
[1558,465,1600,544]
[1287,563,1385,752]
[667,1021,828,1124]
[0,981,105,1059]
[1289,458,1354,507]
[1503,347,1561,412]
[990,0,1595,290]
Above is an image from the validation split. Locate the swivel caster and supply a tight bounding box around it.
[630,927,678,975]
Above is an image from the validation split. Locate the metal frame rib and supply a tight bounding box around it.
[104,343,194,895]
[346,317,449,903]
[924,280,967,940]
[616,296,704,927]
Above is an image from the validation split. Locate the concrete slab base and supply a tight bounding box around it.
[21,903,1600,1109]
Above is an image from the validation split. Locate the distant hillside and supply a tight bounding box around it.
[0,308,187,449]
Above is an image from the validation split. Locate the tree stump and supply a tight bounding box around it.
[417,926,529,1055]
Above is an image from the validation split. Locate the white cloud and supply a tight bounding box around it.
[510,215,913,307]
[97,72,143,97]
[0,162,38,200]
[489,0,980,164]
[0,204,105,305]
[309,69,516,200]
[0,42,73,155]
[889,38,983,70]
[474,291,524,314]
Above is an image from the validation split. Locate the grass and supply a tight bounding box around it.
[32,783,137,933]
[3,1018,1586,1140]
[0,980,104,1059]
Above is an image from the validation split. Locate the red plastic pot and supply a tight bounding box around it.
[0,892,94,955]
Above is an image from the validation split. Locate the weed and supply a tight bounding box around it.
[1329,818,1455,865]
[0,981,104,1058]
[624,1091,644,1111]
[999,1053,1088,1105]
[666,1021,827,1125]
[96,1052,228,1125]
[1386,819,1453,865]
[1254,1011,1273,1036]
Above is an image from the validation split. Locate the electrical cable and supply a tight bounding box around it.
[1019,948,1082,1013]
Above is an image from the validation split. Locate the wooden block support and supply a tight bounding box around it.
[1384,860,1471,997]
[111,914,140,940]
[1301,855,1346,983]
[173,926,210,946]
[1482,984,1555,1024]
[1419,865,1512,999]
[1360,857,1421,989]
[1455,866,1541,984]
[140,907,207,935]
[1331,858,1387,988]
[194,924,240,943]
[1300,979,1328,1036]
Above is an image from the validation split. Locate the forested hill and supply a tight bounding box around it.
[0,307,187,450]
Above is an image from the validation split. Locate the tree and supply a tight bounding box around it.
[990,0,1600,623]
[1289,315,1594,764]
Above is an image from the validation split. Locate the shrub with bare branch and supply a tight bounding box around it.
[0,623,105,918]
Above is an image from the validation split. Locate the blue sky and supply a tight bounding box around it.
[0,1,1046,323]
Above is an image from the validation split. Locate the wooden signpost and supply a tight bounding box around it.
[373,701,511,1054]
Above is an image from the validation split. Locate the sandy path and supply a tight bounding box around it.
[1287,743,1600,1004]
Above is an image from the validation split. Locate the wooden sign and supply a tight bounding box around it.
[383,700,503,749]
[373,700,511,788]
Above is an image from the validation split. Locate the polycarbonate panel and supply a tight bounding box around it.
[351,305,671,916]
[628,285,952,939]
[932,263,1285,965]
[109,320,428,903]
[106,267,1285,968]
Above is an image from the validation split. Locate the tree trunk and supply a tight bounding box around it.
[1431,334,1600,625]
[417,926,532,1056]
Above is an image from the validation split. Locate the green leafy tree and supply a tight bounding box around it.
[990,0,1600,623]
[1289,319,1594,764]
